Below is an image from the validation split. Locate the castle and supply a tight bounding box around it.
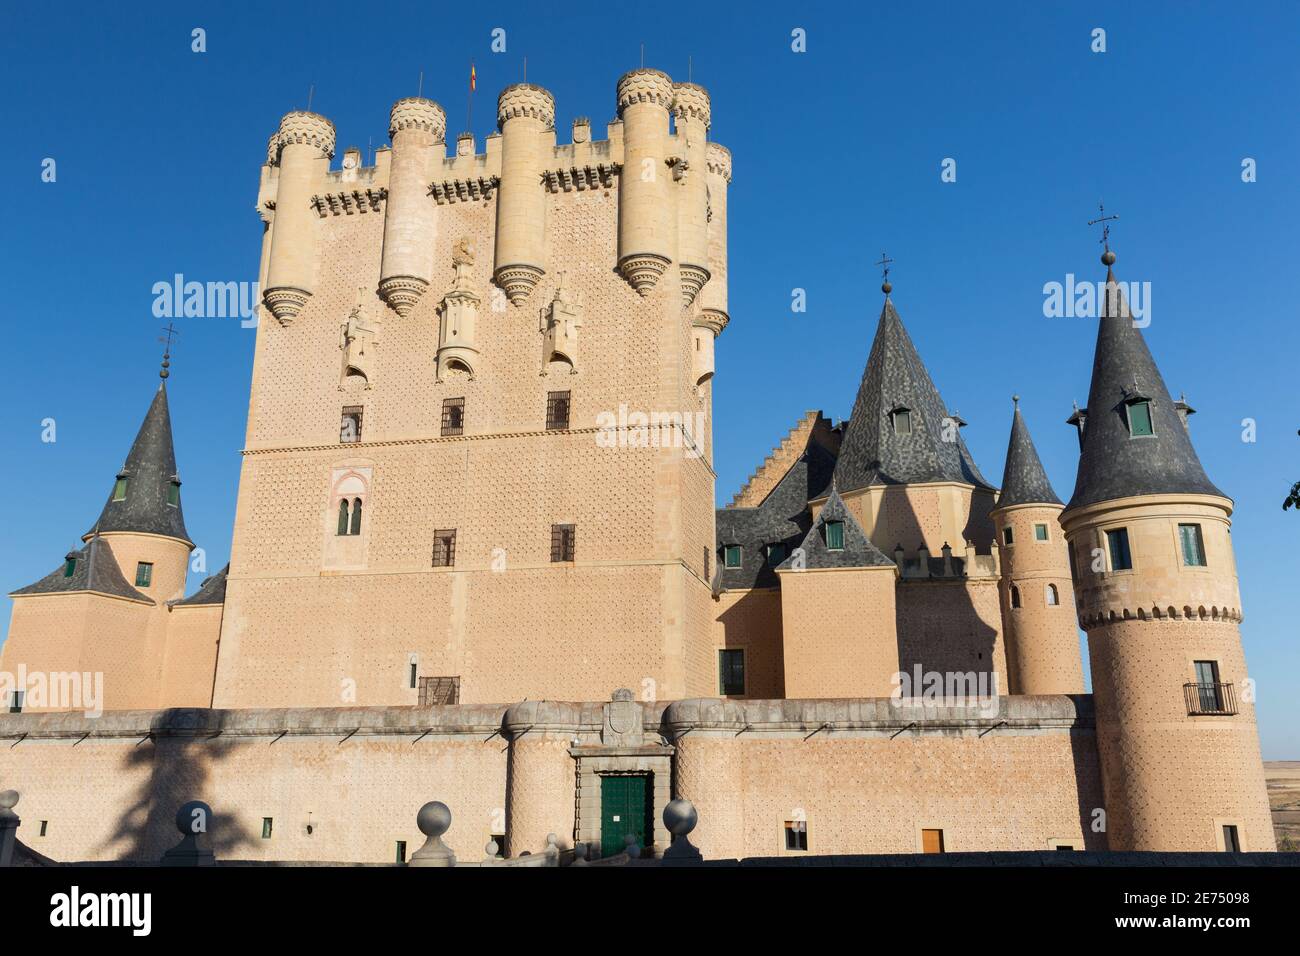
[0,70,1275,863]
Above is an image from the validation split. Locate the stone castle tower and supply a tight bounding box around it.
[990,400,1084,695]
[213,69,731,708]
[1061,249,1274,852]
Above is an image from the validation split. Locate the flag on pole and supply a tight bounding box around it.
[470,62,476,92]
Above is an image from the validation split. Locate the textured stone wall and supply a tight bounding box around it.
[711,588,784,699]
[781,567,899,698]
[896,578,1007,691]
[159,605,222,707]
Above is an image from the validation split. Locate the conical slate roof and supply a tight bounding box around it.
[86,382,191,544]
[172,564,228,607]
[777,484,895,571]
[1065,266,1224,511]
[10,536,153,603]
[995,403,1061,509]
[833,299,992,493]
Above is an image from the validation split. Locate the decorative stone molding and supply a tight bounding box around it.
[311,187,387,217]
[616,68,674,114]
[265,132,279,167]
[694,307,729,336]
[671,82,711,128]
[617,253,670,297]
[542,163,619,192]
[339,288,379,389]
[262,286,310,325]
[497,83,556,129]
[429,176,498,205]
[388,96,447,142]
[1078,603,1243,632]
[377,275,428,318]
[276,110,336,159]
[680,263,711,308]
[494,263,545,306]
[706,142,732,182]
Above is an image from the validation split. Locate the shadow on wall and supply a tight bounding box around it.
[97,709,257,862]
[884,488,1000,689]
[1067,701,1108,850]
[716,591,785,699]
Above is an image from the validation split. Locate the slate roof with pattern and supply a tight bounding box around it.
[995,405,1062,509]
[777,484,895,571]
[171,564,229,607]
[10,536,153,603]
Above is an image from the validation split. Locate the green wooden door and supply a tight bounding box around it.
[600,775,650,857]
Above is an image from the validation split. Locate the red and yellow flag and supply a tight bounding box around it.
[469,62,476,92]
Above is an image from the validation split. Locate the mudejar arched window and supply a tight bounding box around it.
[1046,583,1060,606]
[337,499,350,536]
[350,497,362,535]
[1010,585,1021,609]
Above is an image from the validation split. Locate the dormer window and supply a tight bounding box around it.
[890,406,912,436]
[167,477,181,507]
[63,555,77,578]
[112,476,129,501]
[766,543,787,566]
[825,520,845,551]
[1125,399,1154,437]
[723,545,742,569]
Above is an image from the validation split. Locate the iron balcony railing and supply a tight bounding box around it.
[1184,682,1238,716]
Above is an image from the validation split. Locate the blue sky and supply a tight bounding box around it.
[1,2,1296,756]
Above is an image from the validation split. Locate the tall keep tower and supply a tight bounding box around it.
[217,70,728,708]
[1060,248,1274,851]
[990,399,1084,695]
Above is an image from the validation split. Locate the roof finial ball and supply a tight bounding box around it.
[1012,394,1020,407]
[876,250,894,297]
[1101,248,1117,267]
[159,321,179,381]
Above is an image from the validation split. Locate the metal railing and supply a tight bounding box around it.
[1184,682,1237,716]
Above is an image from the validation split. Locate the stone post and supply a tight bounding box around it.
[408,801,457,867]
[160,800,217,866]
[0,790,20,867]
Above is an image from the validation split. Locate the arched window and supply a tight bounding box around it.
[350,497,363,535]
[1046,583,1059,606]
[1010,585,1021,609]
[337,499,350,536]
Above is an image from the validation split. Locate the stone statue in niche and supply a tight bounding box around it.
[540,271,582,375]
[435,237,481,382]
[340,287,379,389]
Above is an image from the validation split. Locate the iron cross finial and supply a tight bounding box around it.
[1088,201,1120,251]
[158,322,179,380]
[876,252,895,296]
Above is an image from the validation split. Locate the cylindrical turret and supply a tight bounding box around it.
[698,142,731,323]
[378,97,446,317]
[992,503,1084,695]
[615,69,674,295]
[263,111,335,324]
[493,84,554,306]
[672,83,711,308]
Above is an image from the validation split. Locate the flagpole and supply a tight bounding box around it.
[467,59,474,132]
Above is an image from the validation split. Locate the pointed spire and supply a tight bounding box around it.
[996,397,1061,509]
[1065,252,1224,511]
[833,298,992,493]
[85,382,192,544]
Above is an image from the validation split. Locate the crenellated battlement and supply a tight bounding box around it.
[497,83,556,128]
[275,110,336,159]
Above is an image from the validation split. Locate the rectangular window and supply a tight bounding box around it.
[417,676,461,706]
[1106,528,1132,571]
[1222,825,1240,853]
[1179,523,1207,567]
[891,409,911,436]
[1194,660,1224,712]
[1034,523,1049,541]
[340,406,363,443]
[112,477,129,501]
[395,840,407,863]
[9,691,23,714]
[723,545,742,569]
[135,562,153,588]
[261,817,273,839]
[825,520,845,551]
[921,828,945,854]
[441,398,465,436]
[63,557,76,578]
[546,390,571,431]
[703,546,710,581]
[718,649,745,696]
[408,662,417,689]
[1127,400,1154,437]
[784,820,808,852]
[1002,526,1014,546]
[432,529,457,567]
[39,820,48,837]
[550,524,575,562]
[167,480,181,507]
[766,543,787,566]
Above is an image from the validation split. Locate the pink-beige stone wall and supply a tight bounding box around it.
[674,726,1104,859]
[159,605,222,707]
[780,567,899,698]
[711,588,784,699]
[896,579,1007,691]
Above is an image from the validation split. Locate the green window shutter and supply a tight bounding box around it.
[723,545,741,568]
[1127,401,1153,436]
[63,558,76,578]
[767,543,786,566]
[135,562,152,587]
[167,481,181,506]
[826,520,844,550]
[1034,523,1048,541]
[1107,528,1132,570]
[1179,524,1206,566]
[112,477,129,501]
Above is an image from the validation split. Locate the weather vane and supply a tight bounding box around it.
[1088,202,1119,264]
[158,322,179,380]
[876,251,894,295]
